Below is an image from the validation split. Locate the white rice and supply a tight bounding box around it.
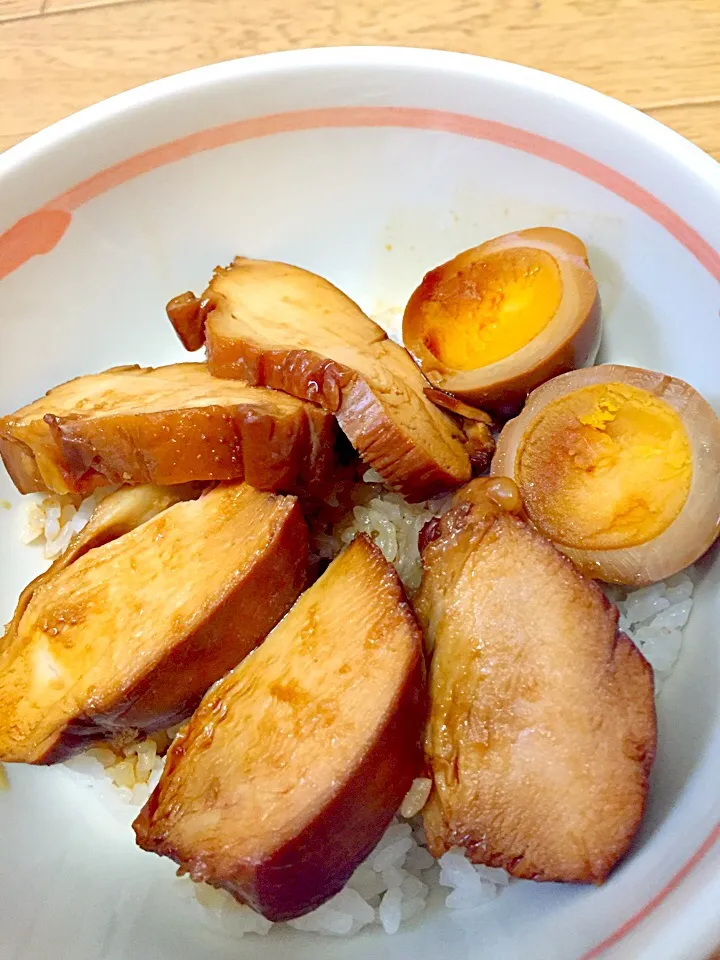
[172,816,438,938]
[14,474,697,938]
[21,486,117,559]
[334,468,451,592]
[63,727,174,808]
[604,572,694,687]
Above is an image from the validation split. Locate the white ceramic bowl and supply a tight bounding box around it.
[0,47,718,960]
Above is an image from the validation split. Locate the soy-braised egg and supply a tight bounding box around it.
[492,364,720,585]
[403,227,601,416]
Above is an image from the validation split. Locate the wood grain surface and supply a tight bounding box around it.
[0,0,719,159]
[0,0,718,956]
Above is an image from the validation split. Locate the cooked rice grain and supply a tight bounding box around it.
[22,486,117,559]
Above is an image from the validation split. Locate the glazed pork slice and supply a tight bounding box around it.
[5,483,202,639]
[416,478,656,884]
[133,534,426,922]
[167,258,471,501]
[0,362,338,495]
[0,482,308,764]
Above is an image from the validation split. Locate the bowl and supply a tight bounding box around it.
[0,46,718,960]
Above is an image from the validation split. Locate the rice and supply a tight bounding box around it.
[400,776,433,818]
[21,486,117,559]
[604,571,694,686]
[64,727,173,808]
[334,469,450,592]
[16,472,698,938]
[181,815,452,937]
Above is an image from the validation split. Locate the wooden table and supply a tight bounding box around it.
[0,0,719,160]
[0,0,718,956]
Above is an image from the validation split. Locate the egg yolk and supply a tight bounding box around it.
[516,382,692,550]
[419,248,563,371]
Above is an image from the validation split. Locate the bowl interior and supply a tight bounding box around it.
[0,48,718,960]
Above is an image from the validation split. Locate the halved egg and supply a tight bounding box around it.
[402,227,601,416]
[492,365,720,585]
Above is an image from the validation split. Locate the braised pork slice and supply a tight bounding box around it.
[416,478,656,884]
[133,534,426,921]
[6,483,202,640]
[0,482,308,764]
[168,258,471,501]
[0,362,338,495]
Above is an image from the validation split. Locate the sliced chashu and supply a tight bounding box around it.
[133,534,426,921]
[0,482,308,763]
[0,362,338,496]
[416,478,656,884]
[167,259,471,501]
[6,483,202,638]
